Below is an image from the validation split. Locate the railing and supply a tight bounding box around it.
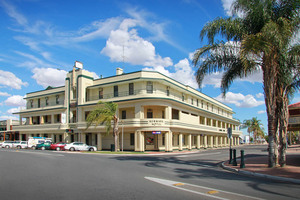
[25,100,65,110]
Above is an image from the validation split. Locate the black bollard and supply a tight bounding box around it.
[240,150,245,168]
[229,148,233,164]
[233,149,237,166]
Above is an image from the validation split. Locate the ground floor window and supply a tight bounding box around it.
[130,133,134,145]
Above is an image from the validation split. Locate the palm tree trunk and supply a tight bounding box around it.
[278,94,289,167]
[113,116,119,152]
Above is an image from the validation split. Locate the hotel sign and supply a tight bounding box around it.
[148,120,164,126]
[152,131,161,134]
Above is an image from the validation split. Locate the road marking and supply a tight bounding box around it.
[145,177,264,200]
[16,151,65,157]
[176,152,221,158]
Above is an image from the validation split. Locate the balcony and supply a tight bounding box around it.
[12,123,68,132]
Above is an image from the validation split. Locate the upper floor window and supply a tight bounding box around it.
[166,86,170,96]
[114,86,118,97]
[191,99,194,105]
[122,110,126,119]
[129,83,134,95]
[38,98,40,108]
[146,81,153,94]
[45,97,49,106]
[182,94,185,102]
[147,109,153,118]
[99,88,103,99]
[30,100,33,108]
[197,99,199,107]
[56,95,60,105]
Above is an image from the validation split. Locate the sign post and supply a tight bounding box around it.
[227,127,233,164]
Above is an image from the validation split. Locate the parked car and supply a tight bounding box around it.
[50,142,67,151]
[0,141,15,148]
[64,142,97,151]
[12,141,28,149]
[36,142,51,150]
[28,137,52,149]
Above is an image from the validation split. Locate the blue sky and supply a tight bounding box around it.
[0,0,299,135]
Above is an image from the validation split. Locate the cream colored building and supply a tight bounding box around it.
[14,64,242,151]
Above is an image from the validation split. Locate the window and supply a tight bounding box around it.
[166,87,170,96]
[129,83,134,95]
[85,111,90,120]
[122,110,126,119]
[197,99,199,107]
[162,111,165,119]
[114,86,118,97]
[182,94,185,101]
[30,100,33,108]
[130,133,135,145]
[99,88,103,99]
[172,109,179,120]
[38,99,40,108]
[201,100,203,108]
[162,134,165,145]
[56,95,59,105]
[191,99,194,105]
[146,81,153,93]
[45,97,49,106]
[147,109,153,118]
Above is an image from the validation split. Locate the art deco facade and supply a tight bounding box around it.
[14,64,242,151]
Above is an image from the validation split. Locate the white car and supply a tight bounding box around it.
[64,142,97,151]
[12,141,28,149]
[1,141,15,148]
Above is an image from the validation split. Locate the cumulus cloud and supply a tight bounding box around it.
[0,92,11,97]
[221,0,235,16]
[4,95,26,107]
[0,70,28,89]
[31,68,67,88]
[256,93,264,99]
[7,107,20,115]
[0,115,18,120]
[216,92,265,108]
[258,110,266,114]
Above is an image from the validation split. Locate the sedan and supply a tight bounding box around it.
[0,141,15,148]
[50,142,67,151]
[36,142,51,150]
[64,142,97,151]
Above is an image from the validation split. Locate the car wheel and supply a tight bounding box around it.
[70,147,75,151]
[5,145,10,149]
[32,146,36,150]
[17,146,21,149]
[89,148,94,152]
[41,146,46,150]
[56,147,61,151]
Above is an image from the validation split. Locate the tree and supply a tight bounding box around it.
[86,101,119,152]
[193,0,299,167]
[242,117,264,143]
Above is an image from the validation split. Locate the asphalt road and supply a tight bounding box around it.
[0,145,299,200]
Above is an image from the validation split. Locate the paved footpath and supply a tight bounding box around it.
[222,144,300,184]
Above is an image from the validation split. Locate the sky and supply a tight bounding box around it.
[0,0,299,135]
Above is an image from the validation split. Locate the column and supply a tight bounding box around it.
[29,117,33,125]
[165,131,173,152]
[209,135,213,148]
[187,134,192,150]
[196,135,200,149]
[179,133,183,151]
[97,133,102,151]
[134,131,144,152]
[81,132,86,144]
[214,136,218,147]
[50,134,55,142]
[204,135,207,148]
[40,116,44,124]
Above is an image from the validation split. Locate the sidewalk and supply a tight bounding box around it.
[222,144,300,184]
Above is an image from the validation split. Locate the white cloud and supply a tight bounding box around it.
[256,93,264,99]
[0,92,11,97]
[221,0,235,16]
[258,110,266,114]
[0,0,28,26]
[0,115,18,120]
[202,72,223,88]
[31,68,67,88]
[216,92,265,108]
[5,95,26,107]
[7,107,20,115]
[0,70,28,89]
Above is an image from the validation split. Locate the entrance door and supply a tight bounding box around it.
[145,132,158,151]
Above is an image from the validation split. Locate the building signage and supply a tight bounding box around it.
[152,131,161,134]
[148,120,163,126]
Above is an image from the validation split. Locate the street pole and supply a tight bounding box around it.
[122,121,124,152]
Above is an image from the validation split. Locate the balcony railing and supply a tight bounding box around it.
[25,100,65,110]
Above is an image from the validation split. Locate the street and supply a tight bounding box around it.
[0,145,299,200]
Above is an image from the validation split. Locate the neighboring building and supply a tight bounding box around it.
[14,62,242,151]
[0,119,20,141]
[288,102,300,132]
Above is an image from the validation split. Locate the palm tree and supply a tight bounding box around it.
[242,117,264,143]
[242,119,252,141]
[86,101,119,152]
[193,0,299,167]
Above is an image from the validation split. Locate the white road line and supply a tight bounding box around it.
[145,177,264,200]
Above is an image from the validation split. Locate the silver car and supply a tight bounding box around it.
[12,141,28,149]
[64,142,97,151]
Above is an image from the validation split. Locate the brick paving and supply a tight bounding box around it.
[224,144,300,180]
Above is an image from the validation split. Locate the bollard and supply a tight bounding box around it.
[229,148,233,164]
[233,149,237,166]
[240,150,245,168]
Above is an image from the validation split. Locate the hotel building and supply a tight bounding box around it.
[14,63,242,151]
